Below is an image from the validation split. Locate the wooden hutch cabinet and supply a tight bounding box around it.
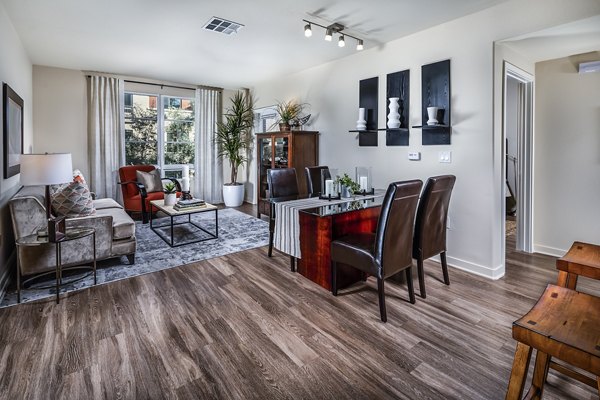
[256,130,319,218]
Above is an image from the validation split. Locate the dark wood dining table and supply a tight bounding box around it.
[270,192,385,291]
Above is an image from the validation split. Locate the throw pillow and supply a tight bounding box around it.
[136,169,163,193]
[50,181,96,218]
[73,169,86,184]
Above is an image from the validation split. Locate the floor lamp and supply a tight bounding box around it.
[20,153,73,239]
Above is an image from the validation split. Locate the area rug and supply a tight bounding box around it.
[0,208,269,307]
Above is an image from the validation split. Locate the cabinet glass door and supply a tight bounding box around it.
[259,137,273,199]
[273,137,289,168]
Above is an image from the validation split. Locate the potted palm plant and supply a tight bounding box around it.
[215,91,254,207]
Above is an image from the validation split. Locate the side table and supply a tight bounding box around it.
[15,228,97,304]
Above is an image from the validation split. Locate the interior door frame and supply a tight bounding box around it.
[503,61,534,253]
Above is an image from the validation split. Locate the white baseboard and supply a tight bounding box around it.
[0,251,15,303]
[533,244,567,258]
[431,254,505,280]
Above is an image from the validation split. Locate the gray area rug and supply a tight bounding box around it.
[1,208,269,307]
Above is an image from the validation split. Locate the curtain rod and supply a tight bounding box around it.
[124,79,196,91]
[85,73,223,92]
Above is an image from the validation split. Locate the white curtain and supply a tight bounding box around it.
[194,88,223,203]
[87,75,124,201]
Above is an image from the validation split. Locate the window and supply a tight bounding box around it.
[124,92,196,185]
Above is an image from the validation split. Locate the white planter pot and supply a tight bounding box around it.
[427,106,439,125]
[164,192,177,206]
[223,183,245,207]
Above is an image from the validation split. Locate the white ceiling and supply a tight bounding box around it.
[2,0,508,88]
[500,15,600,63]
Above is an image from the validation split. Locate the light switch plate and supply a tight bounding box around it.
[439,151,452,163]
[408,151,421,161]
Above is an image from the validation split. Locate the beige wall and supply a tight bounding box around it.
[252,0,600,279]
[533,52,600,256]
[0,1,33,299]
[33,66,88,175]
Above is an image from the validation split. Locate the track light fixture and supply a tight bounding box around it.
[302,19,364,51]
[304,23,312,37]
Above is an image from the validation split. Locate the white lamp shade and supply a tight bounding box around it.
[20,153,73,186]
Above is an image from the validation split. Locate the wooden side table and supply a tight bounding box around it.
[556,241,600,289]
[16,228,97,304]
[505,285,600,399]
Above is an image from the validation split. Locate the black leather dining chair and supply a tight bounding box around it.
[267,168,299,271]
[330,180,423,322]
[305,166,331,196]
[413,175,456,299]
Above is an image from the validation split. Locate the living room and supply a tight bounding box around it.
[1,0,600,398]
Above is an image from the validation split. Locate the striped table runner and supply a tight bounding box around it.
[273,193,382,259]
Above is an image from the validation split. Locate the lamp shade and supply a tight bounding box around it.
[20,153,73,186]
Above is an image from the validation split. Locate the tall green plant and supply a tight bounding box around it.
[215,91,254,185]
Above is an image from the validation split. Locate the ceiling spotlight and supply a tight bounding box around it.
[304,23,312,37]
[302,19,364,51]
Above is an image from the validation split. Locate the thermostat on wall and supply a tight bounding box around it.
[408,151,421,161]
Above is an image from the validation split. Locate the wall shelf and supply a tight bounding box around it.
[419,59,451,145]
[358,77,379,146]
[385,70,410,146]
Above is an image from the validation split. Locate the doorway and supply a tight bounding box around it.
[503,62,533,253]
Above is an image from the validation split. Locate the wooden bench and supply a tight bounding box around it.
[505,284,600,399]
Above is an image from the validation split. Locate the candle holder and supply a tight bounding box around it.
[355,166,372,194]
[319,193,341,201]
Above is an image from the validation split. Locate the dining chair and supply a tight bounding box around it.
[330,179,423,322]
[305,166,331,196]
[412,175,456,298]
[267,168,299,271]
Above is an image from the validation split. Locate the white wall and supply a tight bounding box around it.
[0,1,33,298]
[33,66,88,175]
[533,52,600,256]
[252,0,600,279]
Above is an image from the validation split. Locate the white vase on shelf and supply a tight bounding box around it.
[387,97,401,129]
[356,108,367,131]
[427,106,439,125]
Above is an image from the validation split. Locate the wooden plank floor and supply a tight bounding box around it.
[0,209,598,399]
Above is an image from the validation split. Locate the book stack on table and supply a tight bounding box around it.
[173,199,206,211]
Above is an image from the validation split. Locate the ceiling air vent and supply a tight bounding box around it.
[203,17,244,35]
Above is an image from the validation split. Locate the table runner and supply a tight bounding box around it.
[274,193,382,259]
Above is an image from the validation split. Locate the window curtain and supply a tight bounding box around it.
[87,75,125,201]
[194,88,223,203]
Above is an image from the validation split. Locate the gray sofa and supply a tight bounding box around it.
[9,186,136,277]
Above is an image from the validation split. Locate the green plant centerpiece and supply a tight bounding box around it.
[163,182,177,194]
[275,100,304,131]
[335,173,360,197]
[215,91,254,206]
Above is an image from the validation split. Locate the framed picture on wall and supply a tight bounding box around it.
[3,83,24,179]
[253,105,278,134]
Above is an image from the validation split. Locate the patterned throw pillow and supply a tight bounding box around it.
[50,181,96,218]
[136,169,163,193]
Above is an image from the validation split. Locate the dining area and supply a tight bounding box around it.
[264,165,456,323]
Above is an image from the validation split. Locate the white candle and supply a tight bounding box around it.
[325,179,333,196]
[359,176,368,192]
[181,177,190,192]
[182,165,190,178]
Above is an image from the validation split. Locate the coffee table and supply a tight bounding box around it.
[149,200,218,247]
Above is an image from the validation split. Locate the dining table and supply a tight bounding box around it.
[271,190,386,290]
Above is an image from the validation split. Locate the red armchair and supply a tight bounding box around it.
[118,165,181,223]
